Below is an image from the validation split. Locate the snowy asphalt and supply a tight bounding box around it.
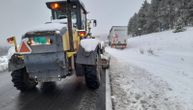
[0,70,106,110]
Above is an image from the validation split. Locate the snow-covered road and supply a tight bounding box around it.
[107,27,193,110]
[110,58,186,110]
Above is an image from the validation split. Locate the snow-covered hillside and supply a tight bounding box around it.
[107,27,193,109]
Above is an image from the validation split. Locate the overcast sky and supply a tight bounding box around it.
[0,0,147,46]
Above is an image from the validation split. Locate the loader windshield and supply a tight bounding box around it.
[54,10,77,20]
[52,10,77,25]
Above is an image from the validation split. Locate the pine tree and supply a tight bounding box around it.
[128,13,139,37]
[127,0,192,36]
[145,0,160,33]
[173,17,186,33]
[186,0,193,25]
[137,0,149,33]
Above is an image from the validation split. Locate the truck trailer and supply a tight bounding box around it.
[108,26,128,49]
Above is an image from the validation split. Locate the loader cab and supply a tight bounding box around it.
[46,0,88,30]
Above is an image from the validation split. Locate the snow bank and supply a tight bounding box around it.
[0,56,8,72]
[106,27,193,109]
[80,39,99,52]
[7,46,15,60]
[0,46,15,72]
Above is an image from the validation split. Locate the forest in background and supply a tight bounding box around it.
[128,0,193,36]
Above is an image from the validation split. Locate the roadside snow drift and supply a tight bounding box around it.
[0,56,8,72]
[0,46,15,72]
[106,27,193,109]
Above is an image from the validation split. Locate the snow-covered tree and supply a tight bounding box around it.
[128,0,192,36]
[173,17,186,33]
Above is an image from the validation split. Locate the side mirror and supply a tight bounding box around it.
[93,20,97,27]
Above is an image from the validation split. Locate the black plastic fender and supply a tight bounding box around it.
[8,54,25,71]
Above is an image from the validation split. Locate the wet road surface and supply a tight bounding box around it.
[0,70,106,110]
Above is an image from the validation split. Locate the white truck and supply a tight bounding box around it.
[108,26,128,49]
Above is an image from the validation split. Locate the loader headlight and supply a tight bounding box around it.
[50,3,61,10]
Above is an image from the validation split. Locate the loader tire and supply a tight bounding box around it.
[11,68,37,92]
[85,65,100,90]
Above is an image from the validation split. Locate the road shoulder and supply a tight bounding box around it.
[109,57,185,110]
